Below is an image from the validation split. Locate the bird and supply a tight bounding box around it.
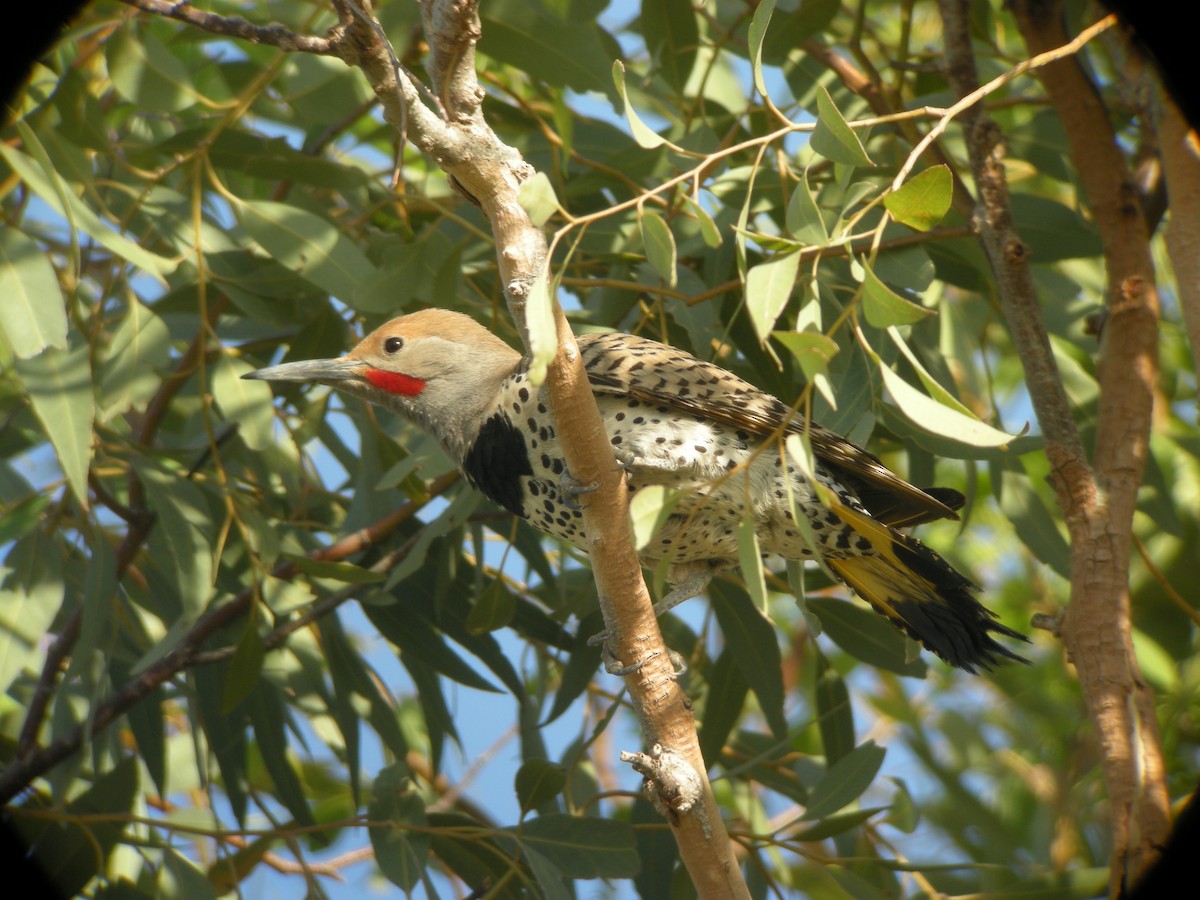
[245,308,1028,673]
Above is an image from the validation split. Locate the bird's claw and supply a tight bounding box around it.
[588,631,648,676]
[587,633,687,679]
[559,471,599,511]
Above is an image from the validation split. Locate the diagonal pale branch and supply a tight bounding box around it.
[108,0,749,894]
[406,3,750,893]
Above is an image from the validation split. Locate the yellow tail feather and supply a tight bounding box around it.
[824,497,1028,673]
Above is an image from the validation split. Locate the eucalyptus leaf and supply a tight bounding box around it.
[803,740,886,820]
[0,229,66,358]
[239,199,376,307]
[810,84,872,167]
[884,165,952,232]
[612,60,666,149]
[14,341,94,505]
[746,251,800,342]
[516,815,639,879]
[640,209,677,287]
[369,763,430,891]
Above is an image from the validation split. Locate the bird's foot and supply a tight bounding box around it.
[559,470,599,510]
[587,631,646,676]
[586,570,713,675]
[613,447,637,483]
[586,634,688,679]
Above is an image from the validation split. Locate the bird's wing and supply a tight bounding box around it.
[578,331,961,526]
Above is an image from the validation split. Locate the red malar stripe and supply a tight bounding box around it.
[365,368,426,396]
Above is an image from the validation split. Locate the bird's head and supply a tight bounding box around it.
[244,308,522,455]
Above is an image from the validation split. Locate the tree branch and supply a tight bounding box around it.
[941,0,1170,891]
[1007,4,1170,892]
[1156,93,1200,390]
[407,3,749,892]
[103,0,749,893]
[118,0,347,56]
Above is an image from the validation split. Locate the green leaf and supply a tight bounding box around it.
[887,326,976,417]
[806,597,926,677]
[760,0,840,64]
[481,0,615,100]
[737,516,769,612]
[810,84,872,167]
[466,577,518,633]
[70,536,117,688]
[1,134,173,280]
[544,628,604,724]
[994,462,1071,579]
[247,684,316,828]
[794,806,887,841]
[640,0,699,93]
[281,553,386,584]
[515,758,567,815]
[710,581,787,739]
[0,229,66,358]
[377,599,502,694]
[682,193,722,247]
[107,26,198,113]
[828,865,897,900]
[222,622,266,714]
[1010,192,1103,261]
[860,264,933,328]
[774,330,840,381]
[612,60,666,149]
[0,535,64,695]
[640,210,677,287]
[369,763,430,891]
[698,649,749,765]
[13,756,138,898]
[14,341,94,505]
[785,168,829,245]
[885,777,918,833]
[0,493,52,546]
[518,171,562,227]
[884,165,953,232]
[239,199,376,308]
[212,353,276,452]
[745,250,800,343]
[139,465,216,619]
[816,653,855,763]
[525,265,558,386]
[803,740,886,820]
[871,351,1020,448]
[516,815,639,879]
[747,0,777,99]
[97,300,171,421]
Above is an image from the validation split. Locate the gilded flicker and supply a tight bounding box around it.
[246,308,1027,672]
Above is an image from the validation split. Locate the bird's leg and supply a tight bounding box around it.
[586,566,714,675]
[653,569,712,617]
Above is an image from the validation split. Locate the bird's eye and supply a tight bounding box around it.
[384,336,404,354]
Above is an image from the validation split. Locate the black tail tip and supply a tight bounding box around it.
[893,598,1031,674]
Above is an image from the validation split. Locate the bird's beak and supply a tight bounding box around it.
[242,356,364,385]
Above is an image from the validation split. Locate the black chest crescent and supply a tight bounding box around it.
[461,413,534,516]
